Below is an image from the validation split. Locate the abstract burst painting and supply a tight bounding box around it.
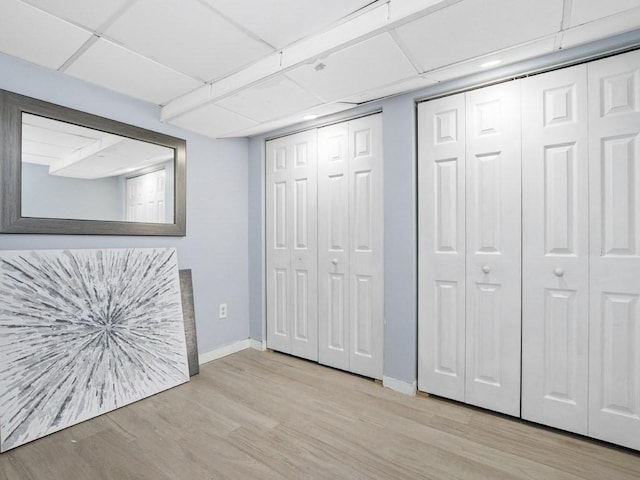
[0,248,190,452]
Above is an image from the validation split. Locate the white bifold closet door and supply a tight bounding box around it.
[266,130,318,361]
[521,64,590,434]
[587,50,640,451]
[419,49,639,448]
[418,93,466,402]
[418,82,522,416]
[317,115,384,379]
[464,82,521,416]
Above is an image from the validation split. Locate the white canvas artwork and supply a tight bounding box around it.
[0,248,190,452]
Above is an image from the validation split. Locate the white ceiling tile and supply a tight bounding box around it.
[22,0,133,31]
[104,0,272,81]
[220,102,357,138]
[426,37,556,82]
[394,0,563,73]
[168,104,258,138]
[204,0,374,49]
[0,0,92,70]
[216,76,323,122]
[286,33,419,103]
[562,7,640,49]
[65,39,202,105]
[344,76,439,104]
[291,101,357,121]
[569,0,640,27]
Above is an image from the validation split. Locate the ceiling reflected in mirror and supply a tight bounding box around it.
[22,114,173,179]
[21,114,175,224]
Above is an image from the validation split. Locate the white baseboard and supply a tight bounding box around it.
[198,338,267,365]
[198,339,251,365]
[249,339,267,351]
[201,342,416,398]
[383,375,417,396]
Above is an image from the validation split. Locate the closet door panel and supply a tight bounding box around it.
[521,65,589,434]
[267,139,293,353]
[348,115,384,379]
[588,50,640,451]
[266,131,318,360]
[318,123,350,371]
[291,133,319,360]
[418,94,467,400]
[465,81,521,417]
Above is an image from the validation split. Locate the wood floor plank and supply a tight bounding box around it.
[1,349,639,479]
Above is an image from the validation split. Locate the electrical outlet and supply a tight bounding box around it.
[219,303,227,319]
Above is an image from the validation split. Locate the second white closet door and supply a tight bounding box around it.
[418,82,522,416]
[464,82,522,417]
[417,93,466,402]
[587,50,640,451]
[521,64,590,434]
[318,115,384,380]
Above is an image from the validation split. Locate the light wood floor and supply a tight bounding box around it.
[1,349,639,480]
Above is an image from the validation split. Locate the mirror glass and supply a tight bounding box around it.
[21,114,175,224]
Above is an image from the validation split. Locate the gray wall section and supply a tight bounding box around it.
[248,137,266,344]
[247,98,419,385]
[0,53,250,356]
[381,94,418,384]
[22,162,124,221]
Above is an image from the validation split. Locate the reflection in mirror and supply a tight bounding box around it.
[21,114,175,224]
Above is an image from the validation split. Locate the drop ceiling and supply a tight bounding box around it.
[22,114,173,179]
[1,0,639,139]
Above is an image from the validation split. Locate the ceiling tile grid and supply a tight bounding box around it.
[0,0,93,70]
[21,0,133,32]
[64,38,203,105]
[103,0,273,82]
[285,33,420,103]
[203,0,376,49]
[1,0,639,138]
[219,102,356,138]
[216,75,324,123]
[424,37,558,84]
[393,0,564,74]
[568,0,640,27]
[344,75,440,104]
[561,6,640,50]
[168,103,258,138]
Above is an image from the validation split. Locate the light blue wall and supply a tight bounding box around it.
[0,53,250,356]
[381,94,418,383]
[248,137,265,344]
[22,162,124,221]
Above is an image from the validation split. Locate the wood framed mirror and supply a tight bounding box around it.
[0,89,186,236]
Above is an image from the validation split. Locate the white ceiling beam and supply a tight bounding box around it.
[160,0,462,122]
[48,134,122,175]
